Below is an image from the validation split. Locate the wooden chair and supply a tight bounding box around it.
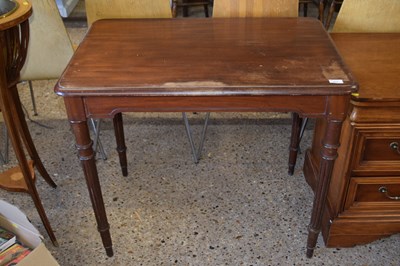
[324,0,343,29]
[172,0,211,18]
[299,0,312,17]
[2,0,78,162]
[18,0,107,160]
[213,0,299,17]
[331,0,400,32]
[299,0,327,21]
[86,0,172,26]
[20,0,74,116]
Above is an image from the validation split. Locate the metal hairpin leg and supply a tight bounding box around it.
[182,112,210,164]
[89,118,107,160]
[298,117,309,153]
[299,117,308,141]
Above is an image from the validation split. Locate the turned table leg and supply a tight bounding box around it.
[113,113,128,177]
[306,117,343,258]
[69,118,114,257]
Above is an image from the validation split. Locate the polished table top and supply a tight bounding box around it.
[55,17,357,258]
[56,18,355,98]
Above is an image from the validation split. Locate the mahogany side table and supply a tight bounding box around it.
[0,0,57,245]
[55,18,357,258]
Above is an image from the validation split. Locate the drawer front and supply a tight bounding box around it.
[345,177,400,210]
[352,129,400,175]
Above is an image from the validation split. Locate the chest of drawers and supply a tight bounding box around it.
[303,33,400,247]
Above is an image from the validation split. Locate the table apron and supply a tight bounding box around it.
[78,95,332,119]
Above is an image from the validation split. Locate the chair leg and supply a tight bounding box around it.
[299,117,309,145]
[90,118,107,160]
[288,113,303,175]
[325,0,336,29]
[28,81,38,116]
[288,115,310,175]
[318,0,325,22]
[171,0,178,18]
[204,3,209,17]
[196,112,210,160]
[303,3,308,17]
[113,113,128,177]
[183,112,198,163]
[183,5,189,17]
[182,112,210,164]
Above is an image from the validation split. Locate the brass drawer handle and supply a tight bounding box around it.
[389,142,400,154]
[379,186,400,200]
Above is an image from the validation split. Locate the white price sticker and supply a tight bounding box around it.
[328,79,344,84]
